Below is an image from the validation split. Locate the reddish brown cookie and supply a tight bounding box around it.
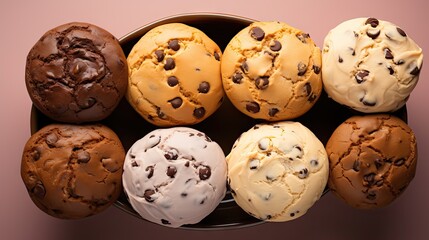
[21,124,125,219]
[326,114,417,209]
[25,22,128,123]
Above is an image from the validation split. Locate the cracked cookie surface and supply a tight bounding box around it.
[226,121,328,222]
[122,127,227,228]
[221,21,322,120]
[126,23,224,127]
[20,124,125,219]
[25,22,128,123]
[326,114,417,209]
[322,18,423,113]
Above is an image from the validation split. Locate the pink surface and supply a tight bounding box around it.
[1,0,428,239]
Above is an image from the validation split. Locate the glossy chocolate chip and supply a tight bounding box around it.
[214,52,220,61]
[31,148,41,161]
[199,166,211,180]
[164,150,178,160]
[313,65,321,74]
[45,133,58,147]
[164,58,175,70]
[166,166,177,178]
[146,166,154,178]
[410,66,420,75]
[32,182,46,199]
[168,39,180,51]
[397,27,407,37]
[168,97,183,109]
[365,18,379,28]
[77,151,90,163]
[304,82,312,96]
[268,108,279,117]
[384,48,394,59]
[155,50,164,62]
[167,76,179,87]
[232,73,243,83]
[258,138,270,150]
[198,81,210,93]
[144,189,156,202]
[366,29,380,39]
[246,102,260,113]
[270,40,282,51]
[250,27,265,41]
[355,70,370,84]
[193,107,205,119]
[241,61,249,73]
[80,97,96,109]
[297,63,307,76]
[255,76,269,89]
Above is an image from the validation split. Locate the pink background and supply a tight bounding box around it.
[1,0,428,239]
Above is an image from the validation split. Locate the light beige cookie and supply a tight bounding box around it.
[221,21,322,120]
[127,23,224,126]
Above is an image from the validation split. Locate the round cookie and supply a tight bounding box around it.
[326,114,417,209]
[21,124,125,219]
[126,23,224,127]
[322,17,423,113]
[221,21,322,120]
[25,22,128,123]
[122,127,227,228]
[226,122,328,222]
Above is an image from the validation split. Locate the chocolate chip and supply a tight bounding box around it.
[144,189,156,202]
[164,58,175,70]
[355,70,370,84]
[146,166,154,178]
[375,159,383,169]
[258,138,270,150]
[185,161,190,167]
[364,173,375,184]
[81,98,96,109]
[246,102,260,113]
[310,160,319,167]
[198,81,210,93]
[241,61,249,73]
[396,59,405,65]
[410,66,420,75]
[376,180,384,186]
[304,82,312,96]
[161,219,171,225]
[268,108,279,117]
[166,166,177,178]
[296,33,309,43]
[366,29,380,39]
[45,133,58,147]
[32,182,45,199]
[367,191,377,200]
[147,135,161,148]
[255,76,269,89]
[31,148,41,161]
[298,168,309,179]
[250,27,265,41]
[354,31,359,37]
[353,160,360,172]
[338,56,343,63]
[387,66,394,75]
[131,161,139,167]
[313,65,321,74]
[290,213,295,217]
[270,40,282,51]
[308,94,317,103]
[362,99,376,106]
[77,151,90,163]
[365,18,379,28]
[249,159,259,170]
[167,76,179,87]
[384,48,394,59]
[164,149,178,160]
[297,62,307,76]
[193,107,205,119]
[156,107,166,119]
[232,73,243,84]
[155,50,164,62]
[397,27,407,37]
[199,166,211,180]
[214,52,220,61]
[394,158,405,166]
[168,97,183,109]
[181,193,187,197]
[168,39,180,51]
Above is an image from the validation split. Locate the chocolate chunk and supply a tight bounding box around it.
[394,158,405,166]
[77,151,90,163]
[214,52,220,61]
[410,66,420,75]
[31,148,41,161]
[268,108,279,117]
[168,97,183,109]
[353,160,360,172]
[131,161,138,167]
[232,73,243,83]
[168,39,180,51]
[164,58,175,70]
[166,166,177,178]
[146,166,154,178]
[297,62,307,76]
[313,65,321,74]
[397,27,407,37]
[255,76,269,89]
[161,219,171,225]
[365,18,379,28]
[167,76,179,87]
[387,66,394,75]
[241,61,249,73]
[366,30,380,39]
[198,81,210,93]
[298,168,309,179]
[304,82,312,96]
[45,133,58,147]
[144,189,155,202]
[250,27,265,41]
[338,56,343,63]
[270,40,282,51]
[155,50,164,62]
[246,102,260,113]
[32,182,46,199]
[355,70,370,84]
[199,166,211,180]
[384,48,394,59]
[193,107,206,119]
